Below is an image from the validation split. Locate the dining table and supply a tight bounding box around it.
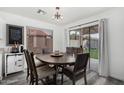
[36,53,76,84]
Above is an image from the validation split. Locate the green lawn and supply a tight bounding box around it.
[90,48,98,59]
[84,48,98,59]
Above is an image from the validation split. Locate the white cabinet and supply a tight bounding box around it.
[5,53,24,76]
[7,55,16,74]
[15,55,24,72]
[0,53,2,80]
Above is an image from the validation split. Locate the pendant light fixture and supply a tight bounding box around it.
[52,7,63,21]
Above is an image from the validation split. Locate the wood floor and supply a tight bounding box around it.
[0,70,124,85]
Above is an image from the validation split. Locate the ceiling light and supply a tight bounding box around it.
[37,9,46,15]
[52,7,63,21]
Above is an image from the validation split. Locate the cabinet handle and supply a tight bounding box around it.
[15,61,16,65]
[18,65,22,67]
[18,60,22,61]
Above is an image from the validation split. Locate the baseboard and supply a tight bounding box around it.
[109,76,124,82]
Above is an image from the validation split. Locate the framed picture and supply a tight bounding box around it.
[6,24,24,45]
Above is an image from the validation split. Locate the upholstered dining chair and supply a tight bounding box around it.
[42,48,53,54]
[61,53,89,85]
[23,49,47,84]
[23,49,32,83]
[29,52,55,85]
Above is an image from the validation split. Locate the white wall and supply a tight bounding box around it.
[52,25,65,52]
[64,8,124,81]
[0,11,64,52]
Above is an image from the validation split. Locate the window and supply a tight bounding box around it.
[70,31,76,40]
[69,30,80,47]
[69,31,80,40]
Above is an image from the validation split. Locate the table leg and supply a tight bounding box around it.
[54,65,58,85]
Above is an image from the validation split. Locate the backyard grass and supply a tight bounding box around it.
[90,48,98,59]
[84,48,98,59]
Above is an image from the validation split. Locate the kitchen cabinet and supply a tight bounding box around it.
[4,53,24,76]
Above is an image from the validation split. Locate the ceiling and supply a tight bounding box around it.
[0,7,111,25]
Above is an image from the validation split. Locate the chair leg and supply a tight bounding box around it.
[61,72,64,85]
[29,80,32,85]
[84,73,87,85]
[31,78,34,85]
[35,78,38,85]
[54,65,58,85]
[26,74,29,81]
[26,69,29,80]
[29,75,34,85]
[61,65,65,85]
[72,76,75,85]
[30,79,34,85]
[32,81,34,85]
[72,80,75,85]
[29,77,34,85]
[30,76,35,85]
[45,76,50,82]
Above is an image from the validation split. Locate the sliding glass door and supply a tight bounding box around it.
[89,25,99,72]
[80,27,90,53]
[69,25,99,73]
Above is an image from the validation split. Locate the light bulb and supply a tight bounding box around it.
[61,16,63,19]
[57,19,59,22]
[52,16,55,19]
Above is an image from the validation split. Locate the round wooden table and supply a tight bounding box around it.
[36,53,75,65]
[36,53,76,84]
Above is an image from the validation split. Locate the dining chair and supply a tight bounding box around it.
[42,48,52,54]
[66,47,83,55]
[29,52,55,85]
[66,47,72,54]
[23,49,32,83]
[61,53,89,85]
[23,49,47,83]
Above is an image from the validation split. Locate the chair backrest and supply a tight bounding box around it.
[23,49,30,69]
[29,52,38,78]
[42,48,52,54]
[24,49,37,78]
[66,47,73,54]
[66,47,83,55]
[74,53,89,72]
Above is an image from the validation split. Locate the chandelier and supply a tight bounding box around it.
[52,7,63,21]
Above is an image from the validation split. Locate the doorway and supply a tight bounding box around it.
[69,25,99,73]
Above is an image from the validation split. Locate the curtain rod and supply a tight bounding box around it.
[69,20,99,29]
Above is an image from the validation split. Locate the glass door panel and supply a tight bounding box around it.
[90,25,99,60]
[80,27,90,53]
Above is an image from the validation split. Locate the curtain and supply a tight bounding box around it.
[98,19,109,77]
